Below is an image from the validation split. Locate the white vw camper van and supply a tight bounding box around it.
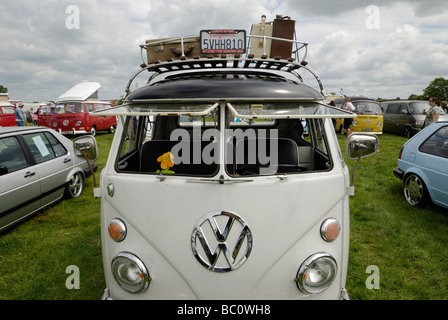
[77,19,378,300]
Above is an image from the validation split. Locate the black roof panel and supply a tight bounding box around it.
[126,71,323,101]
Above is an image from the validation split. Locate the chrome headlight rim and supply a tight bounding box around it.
[111,251,151,294]
[296,252,338,295]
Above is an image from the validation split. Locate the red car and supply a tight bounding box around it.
[38,101,117,135]
[0,104,16,127]
[38,82,117,136]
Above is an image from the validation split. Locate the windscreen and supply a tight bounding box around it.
[352,101,382,115]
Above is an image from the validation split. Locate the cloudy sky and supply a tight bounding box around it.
[1,0,447,102]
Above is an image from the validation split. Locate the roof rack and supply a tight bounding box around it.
[124,35,324,98]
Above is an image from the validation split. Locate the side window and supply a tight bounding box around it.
[119,116,139,159]
[0,136,28,173]
[419,126,448,158]
[94,104,105,111]
[44,132,67,157]
[387,103,400,114]
[312,119,328,154]
[23,132,57,164]
[398,104,408,114]
[86,104,94,112]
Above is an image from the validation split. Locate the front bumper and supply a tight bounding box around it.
[101,287,350,300]
[393,167,404,180]
[58,128,89,135]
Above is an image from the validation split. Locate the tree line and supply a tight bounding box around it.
[1,77,447,102]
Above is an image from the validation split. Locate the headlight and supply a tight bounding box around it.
[295,252,337,294]
[352,121,358,126]
[377,121,382,127]
[111,252,151,293]
[76,120,82,126]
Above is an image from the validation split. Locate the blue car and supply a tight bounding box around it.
[393,121,448,209]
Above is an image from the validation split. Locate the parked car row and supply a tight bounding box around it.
[382,100,448,137]
[0,126,98,233]
[0,82,117,137]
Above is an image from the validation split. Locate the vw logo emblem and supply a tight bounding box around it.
[191,211,253,273]
[63,120,69,126]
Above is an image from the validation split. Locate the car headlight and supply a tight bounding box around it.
[295,252,337,294]
[377,121,382,127]
[352,121,358,126]
[76,120,82,126]
[111,252,151,293]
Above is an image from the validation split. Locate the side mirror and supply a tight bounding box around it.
[73,135,99,197]
[73,135,98,161]
[345,133,379,195]
[346,133,379,160]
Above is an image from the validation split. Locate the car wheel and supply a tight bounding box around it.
[90,126,97,136]
[403,126,412,138]
[403,174,429,206]
[65,172,85,199]
[109,125,115,133]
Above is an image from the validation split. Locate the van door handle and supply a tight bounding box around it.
[64,158,72,163]
[24,171,36,178]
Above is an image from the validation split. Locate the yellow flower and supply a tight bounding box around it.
[157,152,174,170]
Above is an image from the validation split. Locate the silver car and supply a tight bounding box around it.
[0,127,98,232]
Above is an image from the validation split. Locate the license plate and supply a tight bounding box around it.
[200,30,246,54]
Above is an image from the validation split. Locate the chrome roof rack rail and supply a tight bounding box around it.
[126,35,324,98]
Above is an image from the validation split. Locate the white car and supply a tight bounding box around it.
[0,126,97,233]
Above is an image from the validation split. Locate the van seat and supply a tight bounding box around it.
[140,140,218,176]
[233,138,307,175]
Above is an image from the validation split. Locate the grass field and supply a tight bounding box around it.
[0,131,447,300]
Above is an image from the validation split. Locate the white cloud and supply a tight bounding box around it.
[0,0,447,102]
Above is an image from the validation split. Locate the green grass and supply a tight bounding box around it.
[341,134,448,299]
[0,132,447,299]
[0,132,113,300]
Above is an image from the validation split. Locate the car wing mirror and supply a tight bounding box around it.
[73,135,98,161]
[73,135,100,197]
[346,133,379,160]
[345,133,379,195]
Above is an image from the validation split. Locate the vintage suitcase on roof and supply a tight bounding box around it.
[145,37,215,64]
[249,15,273,58]
[270,15,295,60]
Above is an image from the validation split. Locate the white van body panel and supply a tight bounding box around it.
[99,119,351,300]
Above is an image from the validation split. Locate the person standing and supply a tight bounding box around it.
[423,97,439,128]
[15,103,26,126]
[26,107,33,125]
[32,111,39,126]
[343,96,355,136]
